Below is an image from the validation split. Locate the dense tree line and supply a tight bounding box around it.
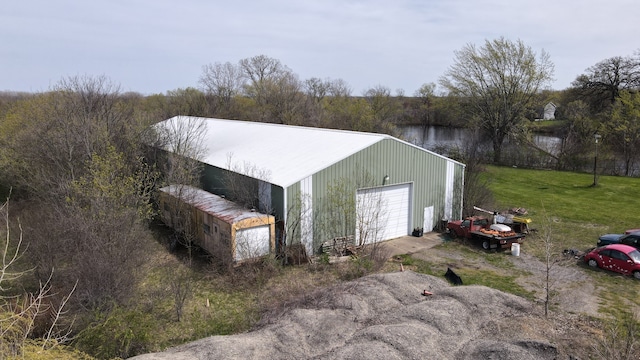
[559,51,640,176]
[0,77,156,358]
[1,51,638,176]
[0,42,639,358]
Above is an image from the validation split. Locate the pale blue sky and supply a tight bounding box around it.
[2,0,638,95]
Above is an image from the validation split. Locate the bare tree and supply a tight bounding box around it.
[318,168,385,247]
[594,311,639,360]
[0,75,136,199]
[414,82,437,128]
[539,210,560,318]
[0,76,158,309]
[327,78,352,98]
[239,55,286,106]
[151,116,208,263]
[363,85,397,124]
[199,62,243,115]
[48,147,155,307]
[152,116,207,184]
[440,37,554,163]
[301,77,331,126]
[169,268,192,322]
[223,153,272,211]
[304,77,330,103]
[264,71,305,124]
[0,196,76,357]
[281,193,313,264]
[555,100,598,171]
[322,178,357,241]
[217,155,277,264]
[354,188,387,246]
[572,53,640,113]
[238,55,305,123]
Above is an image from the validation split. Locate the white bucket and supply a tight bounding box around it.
[511,243,521,256]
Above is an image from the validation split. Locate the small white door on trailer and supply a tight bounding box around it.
[356,183,412,244]
[235,225,271,261]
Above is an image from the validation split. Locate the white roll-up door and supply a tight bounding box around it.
[356,183,411,244]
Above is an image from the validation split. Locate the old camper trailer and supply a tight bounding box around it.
[159,185,275,263]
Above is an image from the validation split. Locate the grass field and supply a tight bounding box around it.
[480,166,639,317]
[481,165,640,252]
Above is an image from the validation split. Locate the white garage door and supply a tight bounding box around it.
[235,225,271,261]
[356,183,411,244]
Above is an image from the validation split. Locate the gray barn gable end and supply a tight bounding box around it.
[156,116,465,256]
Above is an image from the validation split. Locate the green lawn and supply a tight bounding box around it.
[480,166,640,252]
[480,166,640,316]
[398,166,640,318]
[527,119,568,133]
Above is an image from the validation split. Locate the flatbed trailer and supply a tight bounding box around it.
[469,230,525,250]
[446,216,526,250]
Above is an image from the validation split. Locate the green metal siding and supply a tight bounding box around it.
[284,181,301,244]
[201,165,231,196]
[270,184,284,221]
[294,138,464,251]
[201,139,465,255]
[203,165,286,222]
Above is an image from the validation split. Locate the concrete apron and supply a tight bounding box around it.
[381,232,446,257]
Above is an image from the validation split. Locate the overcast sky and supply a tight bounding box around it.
[2,0,639,95]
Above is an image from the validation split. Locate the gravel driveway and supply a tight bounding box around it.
[383,232,601,316]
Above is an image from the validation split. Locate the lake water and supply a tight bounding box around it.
[400,125,640,176]
[400,125,562,155]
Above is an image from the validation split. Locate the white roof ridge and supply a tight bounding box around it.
[157,116,462,188]
[169,115,392,140]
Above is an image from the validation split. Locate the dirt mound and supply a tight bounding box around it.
[130,271,590,360]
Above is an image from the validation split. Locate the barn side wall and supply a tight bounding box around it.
[285,138,465,252]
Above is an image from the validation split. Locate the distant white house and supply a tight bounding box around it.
[534,102,557,121]
[543,102,557,120]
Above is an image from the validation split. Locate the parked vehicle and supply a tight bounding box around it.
[584,244,640,279]
[597,231,640,249]
[446,216,525,250]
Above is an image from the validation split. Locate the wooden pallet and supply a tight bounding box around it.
[320,235,355,255]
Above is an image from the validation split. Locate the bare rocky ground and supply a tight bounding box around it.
[509,251,600,316]
[131,249,601,360]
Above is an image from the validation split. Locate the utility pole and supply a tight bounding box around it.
[593,134,601,186]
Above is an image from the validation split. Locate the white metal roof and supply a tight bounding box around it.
[155,116,462,188]
[156,116,390,187]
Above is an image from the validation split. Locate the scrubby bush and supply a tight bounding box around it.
[74,306,154,359]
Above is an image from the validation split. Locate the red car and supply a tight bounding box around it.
[584,244,640,279]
